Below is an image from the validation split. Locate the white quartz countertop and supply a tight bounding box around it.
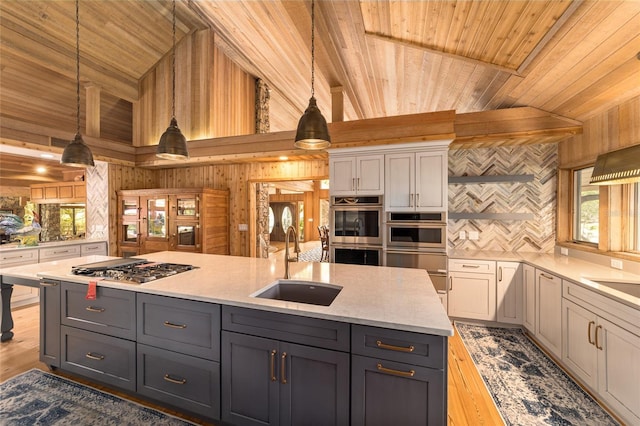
[0,239,106,252]
[0,252,454,337]
[449,249,640,309]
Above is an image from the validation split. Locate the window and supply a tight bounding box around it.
[573,167,599,244]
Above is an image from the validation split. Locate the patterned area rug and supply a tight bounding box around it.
[298,246,324,262]
[456,323,619,426]
[0,369,195,425]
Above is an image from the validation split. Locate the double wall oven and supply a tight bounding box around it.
[330,196,383,266]
[384,212,448,296]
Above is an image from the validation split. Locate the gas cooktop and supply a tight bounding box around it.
[71,258,197,283]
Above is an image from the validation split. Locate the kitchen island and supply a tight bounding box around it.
[0,251,452,425]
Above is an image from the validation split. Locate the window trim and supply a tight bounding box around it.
[571,166,599,246]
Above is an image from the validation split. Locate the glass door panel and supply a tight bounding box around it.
[122,199,138,216]
[147,198,167,239]
[177,225,197,247]
[123,224,138,243]
[176,197,197,217]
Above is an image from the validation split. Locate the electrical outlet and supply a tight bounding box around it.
[560,247,569,256]
[610,258,623,270]
[459,231,466,240]
[238,224,248,231]
[468,231,479,240]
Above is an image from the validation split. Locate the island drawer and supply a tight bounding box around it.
[137,343,221,420]
[351,325,446,369]
[39,244,81,261]
[137,294,220,361]
[80,242,107,256]
[61,282,136,340]
[448,259,495,274]
[0,248,38,266]
[61,325,136,391]
[222,305,350,352]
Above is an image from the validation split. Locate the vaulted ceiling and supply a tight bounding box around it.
[1,0,639,187]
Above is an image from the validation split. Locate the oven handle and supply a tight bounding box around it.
[385,221,447,226]
[385,249,447,255]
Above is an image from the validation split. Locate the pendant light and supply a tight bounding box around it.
[61,0,94,167]
[157,0,189,160]
[294,0,331,150]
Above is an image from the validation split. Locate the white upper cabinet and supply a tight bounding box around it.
[385,146,448,212]
[329,154,384,196]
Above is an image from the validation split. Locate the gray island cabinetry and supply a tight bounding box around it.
[8,252,452,425]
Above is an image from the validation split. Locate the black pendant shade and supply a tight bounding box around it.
[294,97,331,150]
[157,117,189,160]
[61,133,95,167]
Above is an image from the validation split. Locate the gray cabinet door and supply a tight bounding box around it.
[280,341,350,426]
[39,279,60,367]
[222,331,279,426]
[351,354,446,426]
[222,331,350,426]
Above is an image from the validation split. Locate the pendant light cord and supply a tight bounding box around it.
[310,0,315,98]
[75,0,80,135]
[171,0,176,119]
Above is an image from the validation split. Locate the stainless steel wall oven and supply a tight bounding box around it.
[330,196,383,265]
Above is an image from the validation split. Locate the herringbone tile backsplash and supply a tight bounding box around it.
[448,144,557,252]
[85,162,109,240]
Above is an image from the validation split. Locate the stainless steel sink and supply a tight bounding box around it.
[253,280,342,306]
[587,279,640,298]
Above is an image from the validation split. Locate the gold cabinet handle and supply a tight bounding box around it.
[40,281,58,287]
[376,363,415,378]
[416,193,420,206]
[409,193,414,207]
[376,340,415,353]
[588,321,595,345]
[163,321,187,329]
[462,264,480,268]
[164,374,187,385]
[540,272,553,280]
[281,352,287,384]
[270,349,277,382]
[85,306,105,313]
[595,325,603,350]
[449,276,453,291]
[85,352,105,361]
[498,267,503,282]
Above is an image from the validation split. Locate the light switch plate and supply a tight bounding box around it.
[238,224,249,231]
[469,231,479,240]
[560,247,569,256]
[459,231,466,240]
[611,258,623,270]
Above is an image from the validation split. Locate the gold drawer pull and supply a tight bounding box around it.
[281,352,288,384]
[595,325,603,350]
[164,321,187,329]
[270,350,277,382]
[164,374,187,385]
[376,340,415,353]
[588,321,595,345]
[376,363,415,378]
[85,352,105,361]
[85,306,105,313]
[40,281,58,287]
[540,272,553,280]
[462,264,480,268]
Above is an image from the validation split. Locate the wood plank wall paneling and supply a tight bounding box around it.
[558,95,640,168]
[100,91,133,143]
[136,29,255,147]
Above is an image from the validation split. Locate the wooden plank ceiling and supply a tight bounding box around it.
[1,0,639,187]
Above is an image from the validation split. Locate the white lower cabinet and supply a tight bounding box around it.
[496,261,522,324]
[448,260,496,321]
[535,269,562,358]
[522,264,536,333]
[563,282,640,425]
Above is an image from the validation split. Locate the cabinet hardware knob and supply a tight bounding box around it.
[376,363,415,378]
[595,325,603,350]
[85,352,105,361]
[588,321,595,345]
[281,352,288,384]
[376,340,415,353]
[270,350,277,382]
[163,321,187,329]
[85,306,105,313]
[164,374,187,385]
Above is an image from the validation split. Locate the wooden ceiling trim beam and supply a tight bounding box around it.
[364,31,521,76]
[453,107,582,148]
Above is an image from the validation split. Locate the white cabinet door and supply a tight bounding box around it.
[329,156,356,195]
[496,261,522,324]
[597,317,640,425]
[355,155,384,195]
[1,248,40,308]
[562,299,598,389]
[385,153,414,211]
[522,264,536,333]
[448,271,496,321]
[535,270,562,358]
[330,154,384,196]
[415,151,447,212]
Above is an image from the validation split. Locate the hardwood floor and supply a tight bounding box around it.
[1,304,503,425]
